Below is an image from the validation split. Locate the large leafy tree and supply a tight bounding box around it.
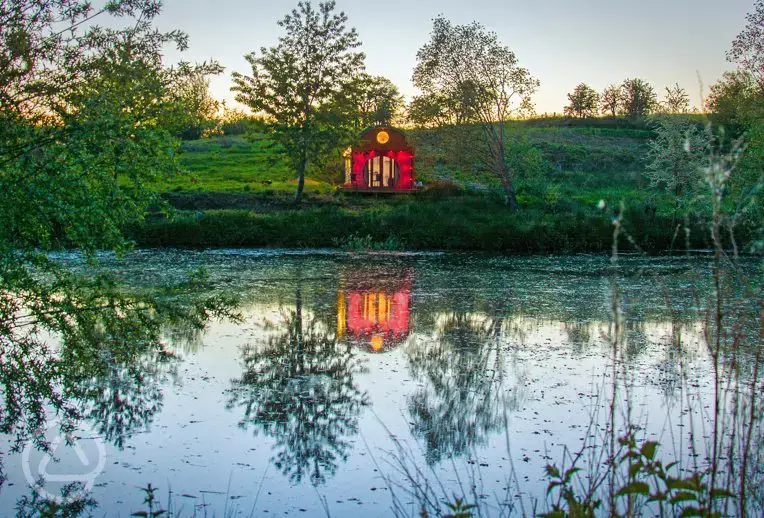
[564,83,599,118]
[0,1,233,493]
[171,71,221,140]
[232,1,365,203]
[728,0,764,85]
[0,0,221,254]
[412,16,539,209]
[706,70,761,133]
[332,73,403,130]
[600,84,621,117]
[619,78,658,118]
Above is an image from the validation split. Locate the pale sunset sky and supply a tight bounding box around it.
[151,0,754,114]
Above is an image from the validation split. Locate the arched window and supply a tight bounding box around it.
[363,156,398,188]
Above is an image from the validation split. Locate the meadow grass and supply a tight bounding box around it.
[134,118,756,252]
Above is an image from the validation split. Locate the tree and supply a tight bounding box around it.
[232,1,364,203]
[619,78,658,118]
[727,0,764,85]
[662,83,690,114]
[645,117,711,218]
[706,70,761,134]
[407,88,479,128]
[0,0,232,474]
[333,73,403,129]
[564,83,599,118]
[412,16,539,209]
[600,84,621,117]
[0,0,222,255]
[171,71,220,140]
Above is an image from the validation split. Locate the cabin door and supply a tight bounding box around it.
[364,156,398,188]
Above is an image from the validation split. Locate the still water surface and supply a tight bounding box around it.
[0,249,747,516]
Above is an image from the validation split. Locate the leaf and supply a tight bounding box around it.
[616,481,650,496]
[628,460,644,479]
[709,488,735,500]
[679,506,705,517]
[669,491,697,504]
[131,513,149,517]
[666,477,701,492]
[563,467,581,480]
[545,465,561,479]
[640,441,658,461]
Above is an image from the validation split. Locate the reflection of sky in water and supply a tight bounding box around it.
[1,250,757,516]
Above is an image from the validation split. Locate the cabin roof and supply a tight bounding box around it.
[356,126,412,152]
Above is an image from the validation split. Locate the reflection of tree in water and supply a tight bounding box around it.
[406,312,525,464]
[227,288,369,485]
[1,269,236,457]
[68,346,178,450]
[564,321,593,355]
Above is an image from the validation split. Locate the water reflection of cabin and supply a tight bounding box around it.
[343,127,416,192]
[337,270,412,353]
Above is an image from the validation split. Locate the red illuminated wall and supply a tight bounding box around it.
[350,150,414,190]
[345,127,416,191]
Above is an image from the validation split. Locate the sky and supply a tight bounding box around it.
[151,0,755,114]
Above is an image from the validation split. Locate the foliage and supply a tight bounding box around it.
[217,106,256,136]
[15,482,98,518]
[231,1,364,203]
[661,83,690,114]
[619,78,658,118]
[600,84,621,117]
[332,73,403,129]
[412,15,539,208]
[644,116,710,215]
[0,0,221,255]
[129,196,720,253]
[727,0,764,84]
[705,70,763,135]
[170,71,221,140]
[407,92,465,127]
[334,232,406,251]
[0,2,238,505]
[131,483,167,517]
[565,83,600,118]
[541,433,736,518]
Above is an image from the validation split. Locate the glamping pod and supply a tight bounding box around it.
[336,269,413,353]
[343,127,416,192]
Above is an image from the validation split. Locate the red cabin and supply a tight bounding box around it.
[343,127,417,192]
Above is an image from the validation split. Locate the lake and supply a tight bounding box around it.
[1,249,760,516]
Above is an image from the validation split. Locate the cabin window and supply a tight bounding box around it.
[343,147,352,185]
[363,156,398,188]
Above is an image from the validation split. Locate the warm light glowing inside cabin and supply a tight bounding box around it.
[370,334,384,351]
[337,285,411,352]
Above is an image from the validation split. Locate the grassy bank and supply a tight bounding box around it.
[133,118,757,252]
[128,195,722,252]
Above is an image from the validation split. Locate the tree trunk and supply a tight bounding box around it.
[500,172,520,210]
[492,139,519,210]
[294,151,307,204]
